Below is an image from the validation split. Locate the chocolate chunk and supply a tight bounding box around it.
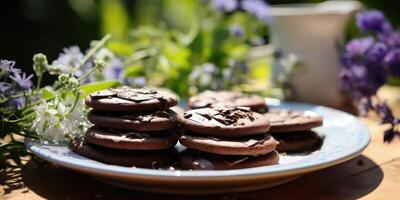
[85,86,177,111]
[179,107,271,137]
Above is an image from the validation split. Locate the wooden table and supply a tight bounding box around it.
[1,86,400,200]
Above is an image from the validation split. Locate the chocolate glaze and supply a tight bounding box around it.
[91,86,171,103]
[184,107,256,127]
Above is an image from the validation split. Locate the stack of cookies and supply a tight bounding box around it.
[188,90,268,113]
[264,110,323,153]
[178,107,279,170]
[70,86,180,168]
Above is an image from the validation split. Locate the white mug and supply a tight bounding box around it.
[269,1,362,109]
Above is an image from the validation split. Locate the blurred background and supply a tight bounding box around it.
[1,0,398,74]
[1,0,400,97]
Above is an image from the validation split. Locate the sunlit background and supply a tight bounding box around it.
[1,0,400,94]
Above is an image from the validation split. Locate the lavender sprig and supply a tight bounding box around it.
[341,10,400,142]
[0,59,35,109]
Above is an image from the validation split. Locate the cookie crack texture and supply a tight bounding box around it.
[90,86,170,103]
[185,107,256,126]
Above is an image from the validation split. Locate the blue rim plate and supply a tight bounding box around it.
[25,101,370,188]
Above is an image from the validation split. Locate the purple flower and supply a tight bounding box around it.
[230,24,244,38]
[8,97,25,110]
[365,42,387,65]
[104,58,124,81]
[339,64,387,98]
[356,10,392,33]
[241,0,271,24]
[378,31,400,48]
[384,48,400,77]
[51,46,84,74]
[10,72,33,91]
[341,37,375,68]
[0,82,12,96]
[212,0,238,12]
[345,37,374,59]
[376,101,394,123]
[0,60,21,76]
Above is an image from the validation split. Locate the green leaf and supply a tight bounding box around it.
[79,80,122,96]
[124,65,145,77]
[107,41,134,56]
[41,88,55,99]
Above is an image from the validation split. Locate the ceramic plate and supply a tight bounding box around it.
[25,101,370,194]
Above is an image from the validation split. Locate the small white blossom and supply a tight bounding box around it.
[42,122,64,143]
[32,96,89,143]
[31,101,57,134]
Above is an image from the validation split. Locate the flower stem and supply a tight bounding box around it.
[73,34,111,73]
[78,62,103,82]
[69,94,80,113]
[35,74,43,92]
[123,48,158,65]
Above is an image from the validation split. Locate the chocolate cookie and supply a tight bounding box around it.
[85,87,177,111]
[264,110,323,133]
[179,133,277,156]
[179,107,271,137]
[272,131,323,153]
[70,137,176,168]
[188,90,267,112]
[179,149,279,170]
[87,109,177,131]
[170,105,186,118]
[85,126,179,150]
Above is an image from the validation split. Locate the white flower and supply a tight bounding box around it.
[49,46,83,75]
[70,100,85,122]
[31,101,57,134]
[32,97,88,143]
[42,122,64,143]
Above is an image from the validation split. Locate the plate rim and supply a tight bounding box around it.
[25,101,371,181]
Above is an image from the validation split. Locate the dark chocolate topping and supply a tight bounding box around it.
[90,86,170,103]
[184,107,256,126]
